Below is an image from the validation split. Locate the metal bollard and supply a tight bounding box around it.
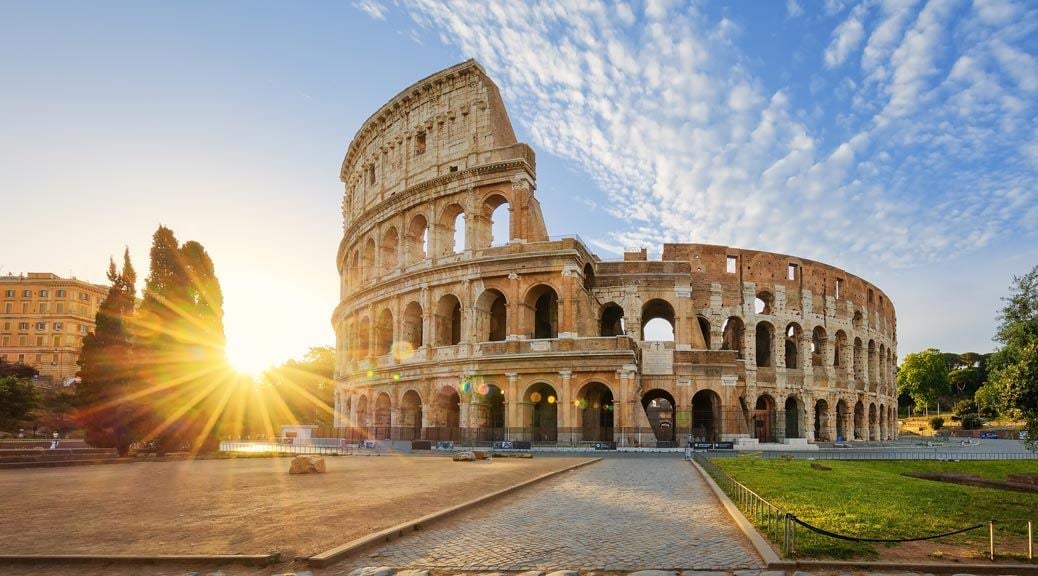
[1029,520,1033,561]
[989,520,995,561]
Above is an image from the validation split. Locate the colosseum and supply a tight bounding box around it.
[332,60,898,448]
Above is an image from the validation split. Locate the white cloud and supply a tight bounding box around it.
[353,0,388,20]
[861,0,919,82]
[880,0,958,120]
[787,0,804,18]
[825,3,868,67]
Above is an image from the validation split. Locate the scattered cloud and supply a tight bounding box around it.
[787,0,804,18]
[825,3,868,67]
[353,0,388,21]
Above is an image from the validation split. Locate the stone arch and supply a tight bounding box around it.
[867,339,878,388]
[429,385,461,439]
[600,302,625,337]
[434,294,462,346]
[381,227,399,275]
[853,399,866,440]
[722,316,745,359]
[691,389,722,442]
[482,193,511,247]
[879,403,887,440]
[754,393,777,443]
[405,214,428,265]
[755,290,775,315]
[853,310,864,329]
[356,316,371,360]
[582,263,595,291]
[375,308,394,357]
[879,343,887,387]
[438,203,466,256]
[641,389,676,443]
[868,402,878,441]
[400,389,423,439]
[525,382,558,442]
[785,396,803,439]
[834,330,848,368]
[471,383,505,441]
[577,381,614,442]
[348,250,360,292]
[853,337,865,382]
[785,323,803,369]
[755,321,775,367]
[811,326,827,367]
[362,237,376,281]
[814,398,831,441]
[374,392,392,439]
[355,394,369,428]
[641,298,676,341]
[401,301,423,350]
[697,316,712,350]
[475,289,508,342]
[525,284,559,339]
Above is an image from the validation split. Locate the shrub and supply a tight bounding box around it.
[961,414,983,430]
[930,416,945,430]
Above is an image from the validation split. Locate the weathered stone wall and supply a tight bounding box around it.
[332,61,898,445]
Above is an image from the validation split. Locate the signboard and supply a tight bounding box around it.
[712,441,734,450]
[594,441,617,450]
[978,432,998,439]
[693,442,714,449]
[492,441,514,450]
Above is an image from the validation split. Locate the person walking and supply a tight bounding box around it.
[50,431,59,450]
[684,434,694,460]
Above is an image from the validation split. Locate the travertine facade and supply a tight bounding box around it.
[332,60,897,446]
[0,272,107,387]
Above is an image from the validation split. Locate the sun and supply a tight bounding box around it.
[226,345,272,378]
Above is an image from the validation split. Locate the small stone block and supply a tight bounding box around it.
[545,571,579,576]
[347,567,395,576]
[396,571,430,576]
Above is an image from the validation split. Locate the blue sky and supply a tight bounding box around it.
[2,0,1036,369]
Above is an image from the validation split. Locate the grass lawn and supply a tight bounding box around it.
[712,457,1038,561]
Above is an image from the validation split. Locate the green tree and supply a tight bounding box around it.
[0,375,41,432]
[896,348,950,409]
[76,250,139,454]
[261,346,335,427]
[985,265,1038,448]
[0,359,39,380]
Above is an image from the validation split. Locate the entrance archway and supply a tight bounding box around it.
[374,392,392,440]
[854,400,865,440]
[472,383,505,441]
[526,383,558,442]
[578,382,614,442]
[642,389,676,443]
[785,396,801,439]
[691,389,722,441]
[754,394,776,443]
[429,386,460,441]
[836,399,849,441]
[400,390,423,440]
[814,399,830,441]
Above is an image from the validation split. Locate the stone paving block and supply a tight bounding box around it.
[682,571,729,576]
[628,571,677,576]
[347,567,395,576]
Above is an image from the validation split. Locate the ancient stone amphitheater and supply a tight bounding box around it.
[332,60,897,447]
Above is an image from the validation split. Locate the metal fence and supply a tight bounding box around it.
[218,441,349,455]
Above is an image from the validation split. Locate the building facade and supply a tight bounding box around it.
[0,273,107,387]
[332,60,898,446]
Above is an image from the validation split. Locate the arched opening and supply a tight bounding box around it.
[429,386,461,441]
[722,316,745,358]
[434,294,462,346]
[362,237,376,281]
[526,285,558,339]
[526,383,558,442]
[438,204,466,256]
[868,339,877,386]
[853,400,865,440]
[347,251,360,293]
[641,299,675,341]
[376,308,393,357]
[834,330,848,368]
[374,392,392,439]
[697,316,712,349]
[582,263,596,291]
[755,322,774,367]
[814,399,830,441]
[381,227,399,275]
[853,310,864,329]
[785,396,801,439]
[785,323,802,369]
[691,389,722,442]
[475,289,507,342]
[836,399,849,441]
[811,326,827,367]
[868,402,878,441]
[355,394,369,429]
[484,194,510,247]
[754,394,776,443]
[356,316,371,360]
[853,338,864,382]
[578,382,614,442]
[600,303,625,337]
[401,301,423,350]
[641,389,676,443]
[879,403,887,441]
[405,214,428,265]
[755,291,774,314]
[472,383,505,441]
[400,390,423,440]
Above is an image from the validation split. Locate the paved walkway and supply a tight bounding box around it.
[341,457,764,572]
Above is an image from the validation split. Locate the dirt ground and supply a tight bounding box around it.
[0,454,590,557]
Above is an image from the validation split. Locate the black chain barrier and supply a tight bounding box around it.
[787,513,988,543]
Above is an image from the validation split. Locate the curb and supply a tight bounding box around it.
[308,457,602,568]
[689,459,779,566]
[0,553,279,567]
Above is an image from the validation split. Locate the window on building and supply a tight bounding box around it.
[726,255,737,273]
[56,302,63,313]
[18,336,26,347]
[1,335,8,346]
[835,278,843,299]
[56,289,65,297]
[35,336,43,346]
[34,353,41,365]
[21,303,28,313]
[79,325,88,334]
[79,292,88,301]
[788,263,798,280]
[2,322,8,330]
[415,132,426,156]
[367,165,376,185]
[17,354,24,363]
[35,322,46,331]
[52,335,60,347]
[4,289,13,297]
[18,322,29,331]
[40,289,48,297]
[22,290,31,298]
[39,303,48,314]
[53,322,62,331]
[3,303,10,313]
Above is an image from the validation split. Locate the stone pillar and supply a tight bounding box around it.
[804,393,815,442]
[505,372,520,432]
[558,370,573,442]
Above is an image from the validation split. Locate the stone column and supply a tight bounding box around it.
[558,370,573,442]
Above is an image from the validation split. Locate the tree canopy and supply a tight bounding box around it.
[896,348,950,408]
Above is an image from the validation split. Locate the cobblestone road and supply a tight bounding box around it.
[340,457,764,572]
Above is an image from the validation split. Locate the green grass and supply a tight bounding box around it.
[711,457,1038,560]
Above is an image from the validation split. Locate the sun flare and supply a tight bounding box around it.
[226,345,272,377]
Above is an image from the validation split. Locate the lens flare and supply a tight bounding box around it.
[460,380,472,393]
[547,395,556,404]
[392,373,401,381]
[530,391,542,403]
[391,341,414,361]
[476,382,490,395]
